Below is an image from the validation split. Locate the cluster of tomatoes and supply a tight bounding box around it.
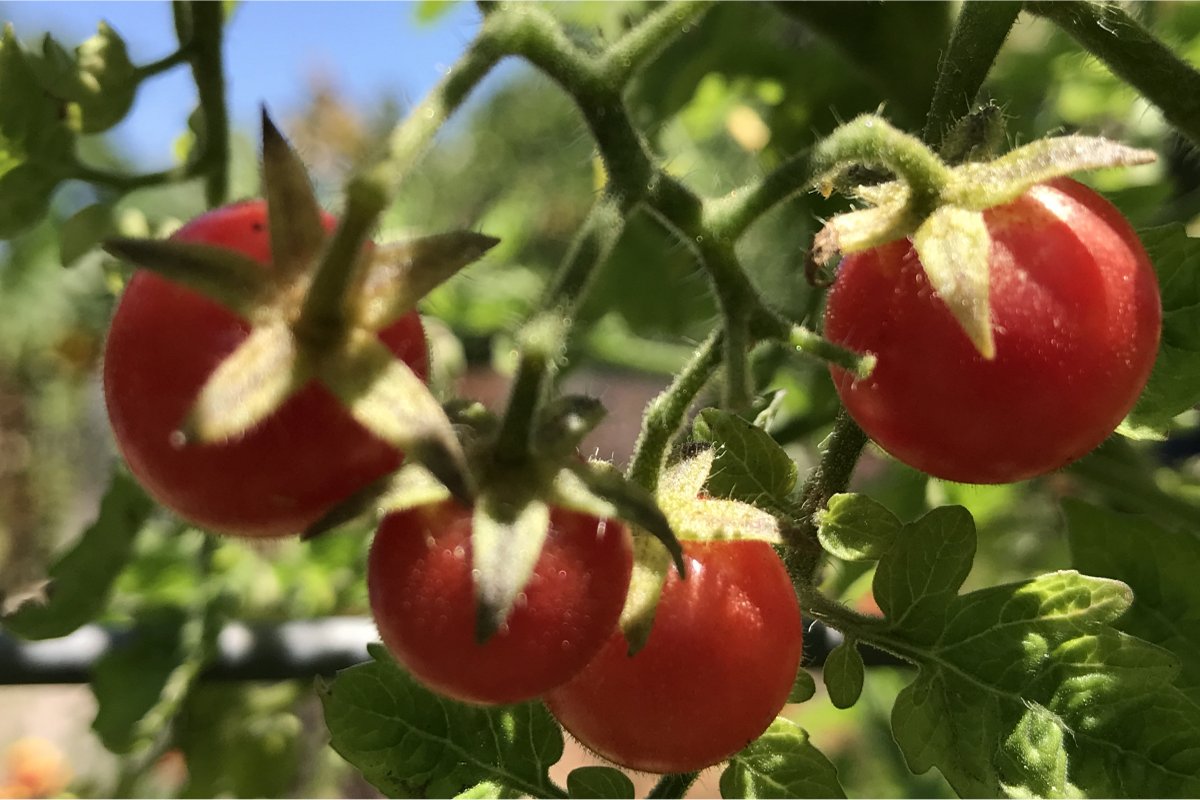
[101,199,803,775]
[101,169,1161,775]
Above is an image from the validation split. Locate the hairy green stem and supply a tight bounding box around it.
[296,177,387,347]
[922,1,1022,147]
[790,327,876,379]
[647,771,700,799]
[1028,0,1200,147]
[542,194,628,313]
[494,315,565,461]
[379,28,503,192]
[705,149,812,240]
[186,2,229,207]
[134,45,191,80]
[598,1,714,85]
[785,410,869,578]
[71,161,198,191]
[626,328,724,492]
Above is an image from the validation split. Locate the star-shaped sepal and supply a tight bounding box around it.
[102,110,498,500]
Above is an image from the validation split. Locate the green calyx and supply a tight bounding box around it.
[305,312,687,644]
[811,113,1156,359]
[102,111,497,500]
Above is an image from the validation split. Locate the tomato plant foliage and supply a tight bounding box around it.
[7,2,1200,799]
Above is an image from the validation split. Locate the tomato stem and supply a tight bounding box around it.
[922,1,1022,149]
[786,410,868,582]
[494,315,566,462]
[646,771,700,799]
[627,328,724,493]
[1028,0,1200,148]
[790,327,876,380]
[295,177,387,349]
[184,2,229,208]
[597,1,714,86]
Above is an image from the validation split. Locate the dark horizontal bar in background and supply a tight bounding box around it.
[0,616,906,685]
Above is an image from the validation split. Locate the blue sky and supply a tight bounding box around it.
[6,2,486,169]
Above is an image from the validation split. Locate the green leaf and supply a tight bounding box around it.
[996,704,1078,799]
[693,408,797,513]
[788,668,817,704]
[816,493,902,561]
[29,24,137,134]
[471,494,550,640]
[320,644,565,799]
[1065,501,1200,707]
[566,766,634,799]
[1127,225,1200,433]
[3,471,153,639]
[59,202,114,266]
[888,570,1200,797]
[720,718,846,798]
[92,597,220,756]
[0,26,75,237]
[911,205,994,358]
[873,505,975,643]
[823,641,865,709]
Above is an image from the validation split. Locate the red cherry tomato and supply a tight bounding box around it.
[824,178,1161,483]
[368,501,633,706]
[103,200,428,537]
[545,538,802,774]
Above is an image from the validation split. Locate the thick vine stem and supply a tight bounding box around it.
[1028,0,1200,147]
[626,328,724,493]
[922,1,1022,147]
[704,149,812,240]
[785,410,869,578]
[647,771,700,799]
[542,194,628,314]
[185,2,229,207]
[598,1,715,86]
[493,315,567,461]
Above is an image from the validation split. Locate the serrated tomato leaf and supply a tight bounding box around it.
[3,471,153,639]
[320,644,565,799]
[873,505,975,643]
[693,408,796,513]
[720,718,846,799]
[888,570,1200,797]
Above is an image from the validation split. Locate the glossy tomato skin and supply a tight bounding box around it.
[369,501,634,706]
[545,539,802,774]
[824,178,1161,484]
[103,200,428,537]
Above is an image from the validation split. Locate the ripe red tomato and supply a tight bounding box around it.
[368,501,633,706]
[103,200,428,537]
[824,178,1161,484]
[544,538,802,774]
